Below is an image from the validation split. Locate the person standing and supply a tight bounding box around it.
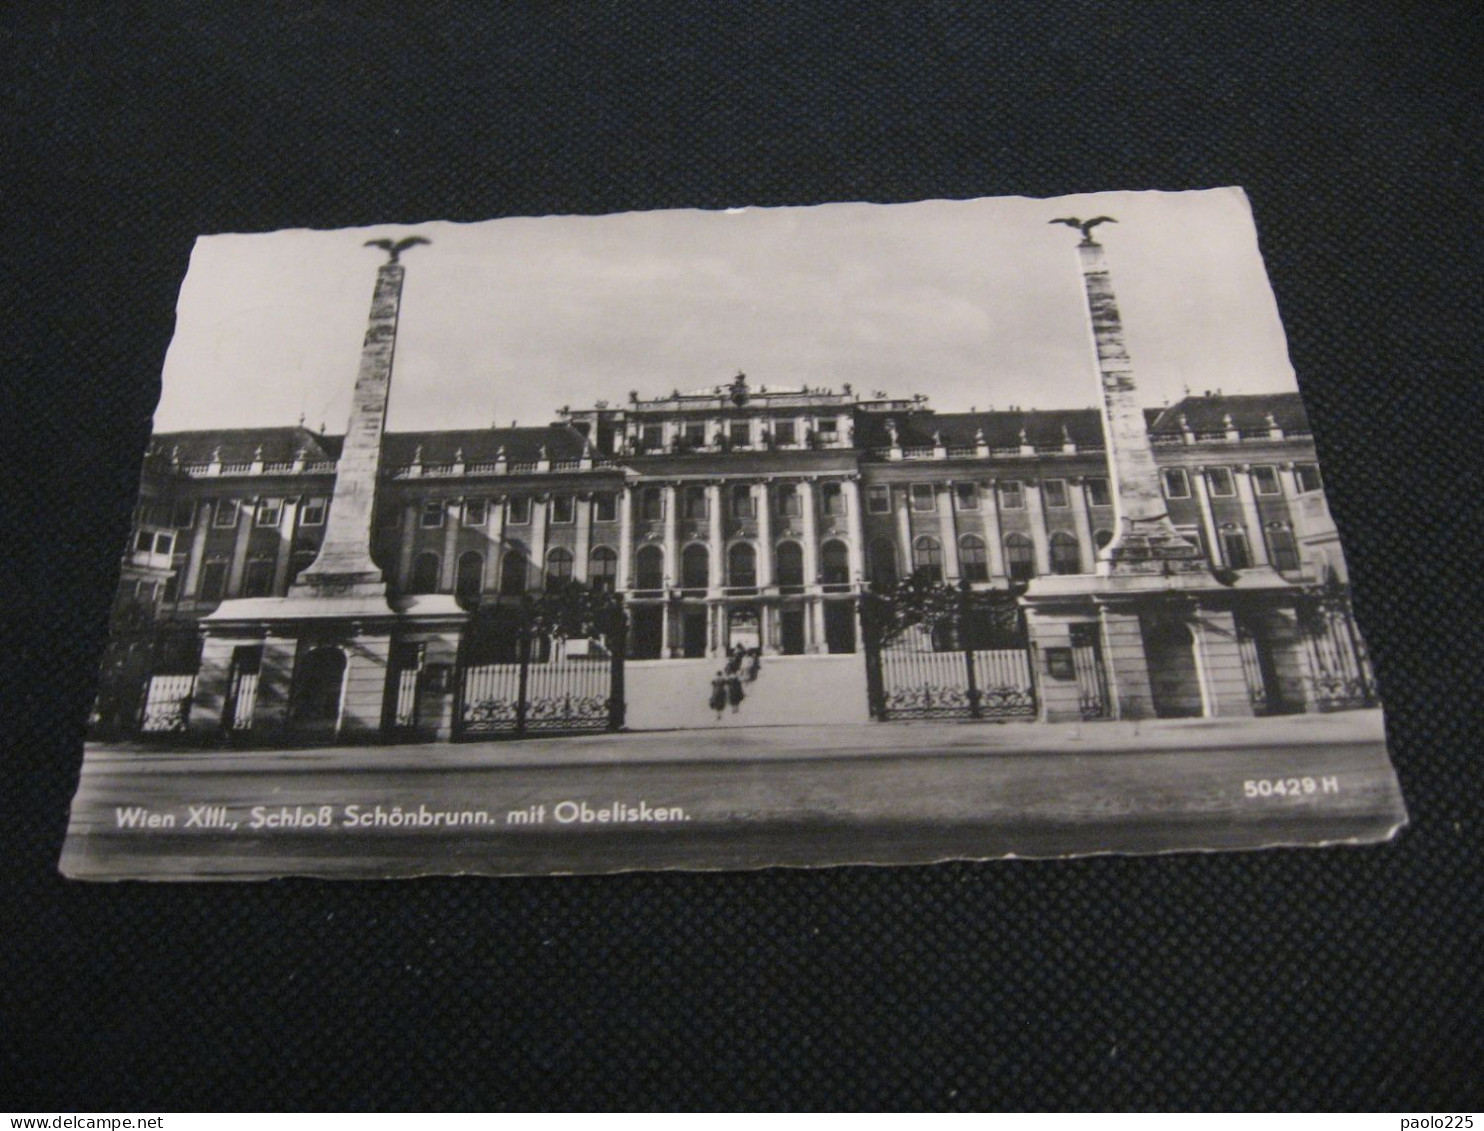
[744,646,762,683]
[726,668,745,714]
[709,671,728,721]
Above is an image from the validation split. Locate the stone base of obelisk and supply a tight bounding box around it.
[1022,565,1300,723]
[190,593,468,746]
[1095,516,1209,578]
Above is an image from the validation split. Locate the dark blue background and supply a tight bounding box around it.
[4,2,1480,1109]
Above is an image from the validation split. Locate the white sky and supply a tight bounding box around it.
[154,187,1297,435]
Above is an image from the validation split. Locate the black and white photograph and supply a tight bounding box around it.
[60,187,1406,881]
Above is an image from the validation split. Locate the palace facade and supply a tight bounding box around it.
[119,381,1340,655]
[93,238,1376,746]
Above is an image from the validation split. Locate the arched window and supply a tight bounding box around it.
[1095,529,1114,551]
[870,538,898,585]
[960,534,989,582]
[199,558,229,603]
[1308,548,1333,584]
[1220,523,1252,570]
[775,484,800,517]
[410,551,440,594]
[731,484,756,518]
[635,545,665,590]
[681,543,709,589]
[641,487,664,521]
[1050,531,1082,575]
[292,647,345,722]
[590,546,617,590]
[500,545,528,594]
[455,551,484,607]
[821,540,850,585]
[821,483,845,516]
[913,536,943,583]
[242,556,275,598]
[775,541,804,588]
[1004,533,1036,581]
[1266,522,1300,572]
[682,486,707,520]
[545,547,574,587]
[728,542,757,587]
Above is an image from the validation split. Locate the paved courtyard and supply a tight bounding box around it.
[61,710,1406,880]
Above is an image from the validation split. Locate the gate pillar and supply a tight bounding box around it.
[1191,604,1256,719]
[1097,607,1157,721]
[1022,611,1085,723]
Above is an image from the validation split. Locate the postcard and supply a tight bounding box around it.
[61,188,1406,880]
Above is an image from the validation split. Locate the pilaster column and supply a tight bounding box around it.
[226,497,256,597]
[984,479,1006,578]
[439,498,461,590]
[1024,482,1051,576]
[617,485,634,589]
[1277,463,1301,498]
[936,483,961,580]
[398,501,418,588]
[1234,467,1269,565]
[272,496,301,595]
[1067,479,1096,573]
[181,500,211,600]
[809,596,826,654]
[755,481,772,587]
[573,492,592,581]
[1190,467,1223,566]
[843,478,865,583]
[707,482,723,590]
[893,485,913,575]
[662,483,678,590]
[483,497,506,592]
[800,479,819,583]
[528,494,548,589]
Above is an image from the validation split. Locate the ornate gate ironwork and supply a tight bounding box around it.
[90,621,202,740]
[454,586,627,740]
[1070,623,1112,720]
[862,579,1036,722]
[139,674,196,733]
[1295,583,1378,711]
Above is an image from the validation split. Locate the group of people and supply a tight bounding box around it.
[709,643,763,719]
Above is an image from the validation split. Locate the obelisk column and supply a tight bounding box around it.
[1069,224,1202,574]
[293,238,426,597]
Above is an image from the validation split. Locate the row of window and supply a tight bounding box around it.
[175,515,1306,607]
[186,550,320,603]
[413,483,854,529]
[405,539,858,600]
[417,494,614,528]
[868,477,1115,514]
[634,416,841,452]
[1159,464,1322,501]
[192,497,331,529]
[151,463,1325,543]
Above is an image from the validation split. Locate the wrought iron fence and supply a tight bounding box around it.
[139,673,196,733]
[862,581,1037,721]
[1300,592,1378,711]
[454,590,627,739]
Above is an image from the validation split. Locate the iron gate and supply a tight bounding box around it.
[862,581,1037,721]
[1070,623,1112,720]
[454,590,627,740]
[1296,584,1379,711]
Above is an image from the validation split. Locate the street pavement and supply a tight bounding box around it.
[61,710,1406,880]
